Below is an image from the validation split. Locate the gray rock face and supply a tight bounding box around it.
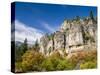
[39,17,97,55]
[46,39,54,55]
[39,35,50,54]
[60,20,70,32]
[66,22,83,46]
[54,31,65,51]
[81,19,97,45]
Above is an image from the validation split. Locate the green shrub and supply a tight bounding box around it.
[41,51,75,71]
[41,51,62,71]
[56,59,75,70]
[41,58,54,71]
[80,61,97,69]
[15,62,23,73]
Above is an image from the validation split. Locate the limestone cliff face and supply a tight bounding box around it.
[54,31,65,50]
[39,17,97,55]
[39,35,49,54]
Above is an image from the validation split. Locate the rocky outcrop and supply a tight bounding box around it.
[39,35,50,54]
[54,31,65,51]
[39,15,97,55]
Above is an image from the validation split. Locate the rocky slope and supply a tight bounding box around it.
[39,15,97,56]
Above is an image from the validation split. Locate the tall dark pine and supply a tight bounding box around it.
[76,16,80,21]
[64,32,66,50]
[90,10,94,20]
[35,40,39,51]
[52,34,55,51]
[23,38,28,53]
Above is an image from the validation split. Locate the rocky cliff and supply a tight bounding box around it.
[39,15,97,55]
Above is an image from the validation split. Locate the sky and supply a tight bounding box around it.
[11,2,97,44]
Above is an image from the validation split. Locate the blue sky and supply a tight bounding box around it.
[12,2,97,44]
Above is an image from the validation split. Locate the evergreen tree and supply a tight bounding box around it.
[23,38,28,53]
[34,40,39,48]
[33,39,39,52]
[51,33,55,50]
[90,10,94,20]
[15,38,28,62]
[76,16,80,21]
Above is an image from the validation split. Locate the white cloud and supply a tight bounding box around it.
[41,21,55,33]
[12,20,43,44]
[40,21,60,33]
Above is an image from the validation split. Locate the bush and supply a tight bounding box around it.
[41,51,75,71]
[84,50,97,62]
[15,50,97,72]
[41,58,54,71]
[15,62,23,73]
[80,61,97,69]
[78,50,97,69]
[21,50,45,72]
[41,51,62,71]
[56,59,75,70]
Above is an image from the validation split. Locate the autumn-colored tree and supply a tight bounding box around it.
[21,50,44,72]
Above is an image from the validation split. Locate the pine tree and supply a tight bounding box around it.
[34,39,39,52]
[90,10,94,20]
[76,16,80,21]
[23,38,28,53]
[51,33,55,50]
[35,40,38,48]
